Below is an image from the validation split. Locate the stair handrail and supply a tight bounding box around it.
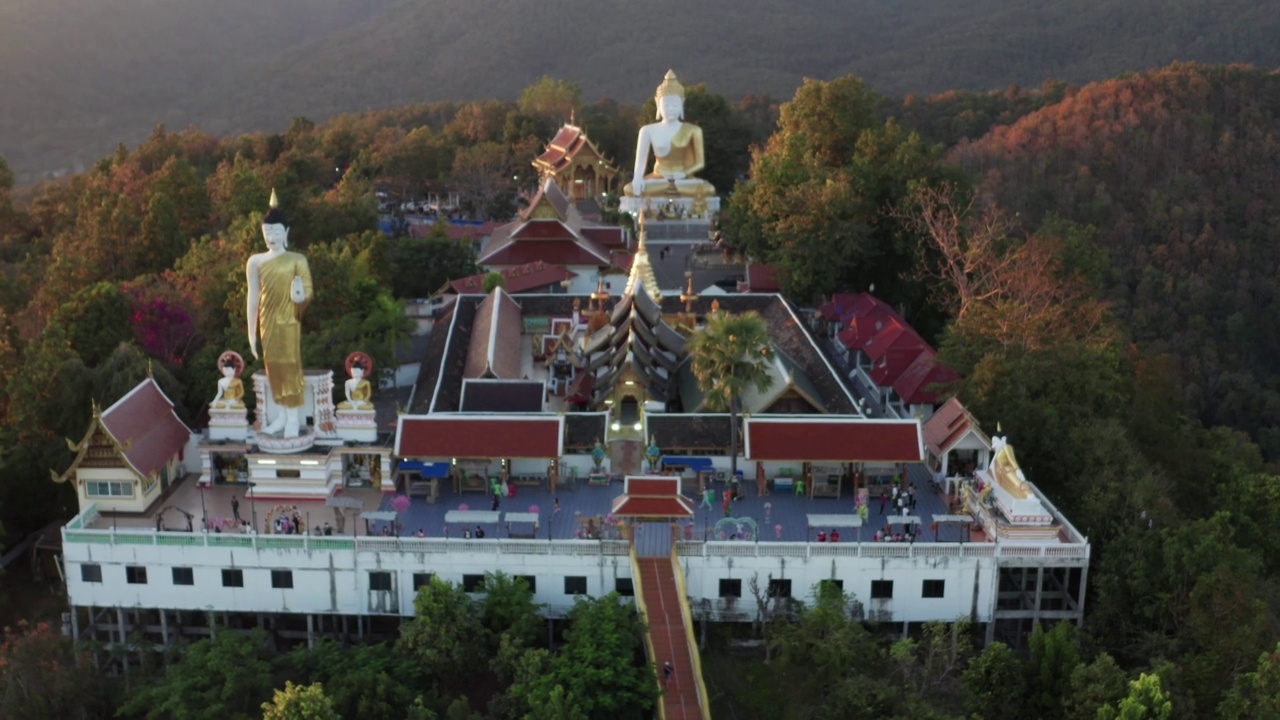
[630,545,666,720]
[670,543,712,720]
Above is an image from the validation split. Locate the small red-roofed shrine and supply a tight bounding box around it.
[611,475,694,518]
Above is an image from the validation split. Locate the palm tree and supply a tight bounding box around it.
[686,310,774,481]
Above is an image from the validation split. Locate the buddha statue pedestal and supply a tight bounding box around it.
[620,193,720,221]
[209,407,249,442]
[335,408,377,443]
[251,370,340,452]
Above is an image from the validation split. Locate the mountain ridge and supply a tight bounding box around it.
[3,0,1278,181]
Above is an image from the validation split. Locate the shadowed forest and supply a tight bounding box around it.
[3,0,1280,181]
[2,59,1280,718]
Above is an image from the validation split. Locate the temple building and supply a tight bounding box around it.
[532,123,619,203]
[477,179,629,294]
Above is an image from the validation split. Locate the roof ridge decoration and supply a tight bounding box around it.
[623,210,662,300]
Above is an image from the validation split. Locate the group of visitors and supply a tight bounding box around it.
[274,511,304,535]
[463,525,487,539]
[872,528,917,543]
[815,529,842,543]
[877,481,918,515]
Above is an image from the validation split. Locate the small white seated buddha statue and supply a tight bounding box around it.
[212,351,245,409]
[338,352,373,411]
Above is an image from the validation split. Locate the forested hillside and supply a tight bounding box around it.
[5,61,1280,718]
[955,63,1280,459]
[3,0,1279,180]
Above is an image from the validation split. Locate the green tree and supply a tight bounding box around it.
[48,281,135,365]
[482,271,506,294]
[1063,653,1128,720]
[0,621,110,720]
[118,628,276,720]
[1026,622,1082,720]
[278,640,419,720]
[261,681,340,720]
[1219,643,1280,720]
[397,576,486,690]
[478,571,542,653]
[727,75,955,307]
[511,594,656,719]
[1098,673,1173,720]
[965,641,1026,718]
[686,309,773,479]
[389,233,477,298]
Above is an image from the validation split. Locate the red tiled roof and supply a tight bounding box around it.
[866,323,931,387]
[480,239,611,267]
[837,307,899,348]
[396,415,564,458]
[611,495,695,518]
[100,378,192,478]
[745,418,923,463]
[893,353,960,405]
[744,263,782,292]
[579,226,627,250]
[534,126,586,172]
[923,398,989,457]
[447,262,576,294]
[820,292,887,322]
[610,475,694,518]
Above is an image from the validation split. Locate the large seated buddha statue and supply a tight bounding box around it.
[624,70,717,199]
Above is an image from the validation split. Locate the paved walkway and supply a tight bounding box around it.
[638,557,703,720]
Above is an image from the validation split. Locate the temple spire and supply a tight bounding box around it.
[624,211,662,300]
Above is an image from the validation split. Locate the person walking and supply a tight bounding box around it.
[231,496,241,522]
[878,492,888,516]
[663,661,675,684]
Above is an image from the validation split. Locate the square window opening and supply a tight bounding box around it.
[564,576,587,595]
[172,567,194,586]
[870,580,894,600]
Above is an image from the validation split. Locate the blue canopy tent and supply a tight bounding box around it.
[661,456,714,473]
[398,460,451,478]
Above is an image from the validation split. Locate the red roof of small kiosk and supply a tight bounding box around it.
[396,415,564,458]
[745,418,922,463]
[610,475,695,518]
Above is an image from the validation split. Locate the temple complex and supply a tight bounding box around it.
[532,123,619,203]
[54,106,1090,711]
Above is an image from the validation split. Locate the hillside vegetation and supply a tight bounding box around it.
[3,0,1279,180]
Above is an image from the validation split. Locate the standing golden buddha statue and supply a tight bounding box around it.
[246,190,313,438]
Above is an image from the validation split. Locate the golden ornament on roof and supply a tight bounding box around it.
[656,69,685,100]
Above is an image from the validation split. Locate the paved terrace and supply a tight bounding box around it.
[79,468,1082,555]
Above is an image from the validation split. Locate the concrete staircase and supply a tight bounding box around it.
[635,556,710,720]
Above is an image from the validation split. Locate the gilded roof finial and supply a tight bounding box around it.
[269,188,279,209]
[656,69,685,100]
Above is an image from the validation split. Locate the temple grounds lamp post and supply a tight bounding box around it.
[247,481,258,533]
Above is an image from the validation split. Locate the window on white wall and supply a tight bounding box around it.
[922,579,945,598]
[125,566,148,584]
[272,570,294,589]
[86,481,133,497]
[81,564,102,583]
[172,567,194,585]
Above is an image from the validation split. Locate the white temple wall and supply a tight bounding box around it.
[680,551,997,624]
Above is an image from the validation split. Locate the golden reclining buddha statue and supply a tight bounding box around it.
[624,70,717,199]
